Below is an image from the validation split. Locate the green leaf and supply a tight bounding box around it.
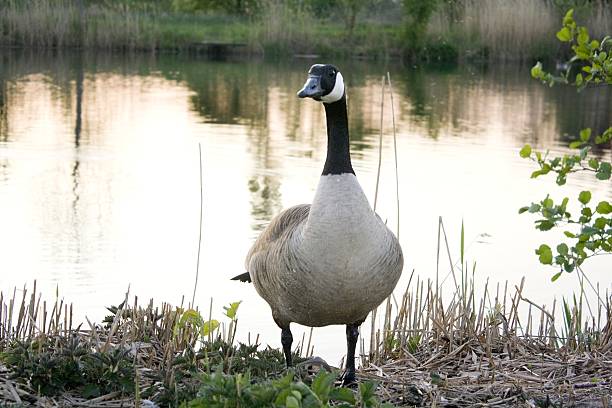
[536,244,553,265]
[563,9,574,25]
[557,27,572,42]
[223,301,241,320]
[286,395,300,408]
[596,201,612,214]
[588,158,599,169]
[543,197,553,208]
[578,191,592,205]
[557,243,569,256]
[569,140,583,149]
[551,271,563,282]
[518,206,529,214]
[528,203,541,213]
[330,388,356,404]
[575,73,583,86]
[577,27,589,45]
[596,162,611,180]
[202,319,220,336]
[519,144,532,158]
[594,217,608,229]
[82,384,101,398]
[358,381,377,403]
[579,128,591,142]
[311,371,335,401]
[531,63,542,78]
[537,220,555,231]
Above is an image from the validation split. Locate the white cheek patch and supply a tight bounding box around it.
[321,72,344,103]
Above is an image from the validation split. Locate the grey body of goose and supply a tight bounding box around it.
[233,64,403,384]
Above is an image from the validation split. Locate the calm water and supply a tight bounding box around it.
[0,51,610,362]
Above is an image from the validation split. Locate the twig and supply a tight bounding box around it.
[386,72,400,239]
[373,75,385,212]
[192,143,204,307]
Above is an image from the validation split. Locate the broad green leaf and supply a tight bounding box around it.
[536,244,553,265]
[543,197,553,208]
[358,381,377,402]
[291,390,302,401]
[329,388,356,404]
[594,217,608,229]
[537,220,555,231]
[519,144,532,158]
[557,243,569,256]
[578,191,591,205]
[577,27,589,45]
[588,158,599,169]
[563,9,574,25]
[202,319,220,336]
[285,395,300,408]
[575,73,583,86]
[579,128,591,141]
[311,370,335,401]
[596,201,612,214]
[560,197,569,211]
[596,162,611,180]
[530,63,542,78]
[569,141,583,149]
[551,271,562,282]
[223,301,241,320]
[556,27,572,42]
[178,309,203,328]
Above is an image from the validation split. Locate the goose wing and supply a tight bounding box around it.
[243,204,310,284]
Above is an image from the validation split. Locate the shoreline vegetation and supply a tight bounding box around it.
[1,278,610,407]
[0,0,610,62]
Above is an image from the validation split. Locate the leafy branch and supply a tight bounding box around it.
[531,9,612,89]
[520,9,611,280]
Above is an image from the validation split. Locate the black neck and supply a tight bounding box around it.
[322,96,354,176]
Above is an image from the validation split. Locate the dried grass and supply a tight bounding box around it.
[362,270,612,406]
[428,0,612,61]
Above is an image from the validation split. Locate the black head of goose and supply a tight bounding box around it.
[233,64,403,385]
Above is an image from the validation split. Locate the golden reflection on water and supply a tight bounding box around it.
[0,51,610,360]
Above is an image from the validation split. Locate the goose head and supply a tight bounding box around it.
[297,64,344,103]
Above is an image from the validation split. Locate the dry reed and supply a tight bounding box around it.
[363,266,612,406]
[1,269,609,407]
[428,0,612,61]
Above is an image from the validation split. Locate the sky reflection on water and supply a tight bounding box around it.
[0,51,610,361]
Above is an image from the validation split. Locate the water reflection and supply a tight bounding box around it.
[0,51,610,361]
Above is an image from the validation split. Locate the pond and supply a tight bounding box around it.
[0,51,610,362]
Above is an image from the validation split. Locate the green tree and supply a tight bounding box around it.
[401,0,438,52]
[337,0,370,39]
[172,0,258,15]
[520,9,612,281]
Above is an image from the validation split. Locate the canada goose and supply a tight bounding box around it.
[233,64,403,384]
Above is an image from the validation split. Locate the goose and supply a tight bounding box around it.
[233,64,403,384]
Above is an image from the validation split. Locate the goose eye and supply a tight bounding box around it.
[330,71,335,76]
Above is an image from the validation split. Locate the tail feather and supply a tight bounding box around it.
[231,272,252,283]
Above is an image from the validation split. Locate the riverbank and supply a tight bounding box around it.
[0,0,610,62]
[1,279,610,407]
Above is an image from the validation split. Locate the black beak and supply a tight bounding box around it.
[297,75,323,99]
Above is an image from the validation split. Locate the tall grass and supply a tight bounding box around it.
[0,1,611,60]
[428,0,612,61]
[0,0,159,50]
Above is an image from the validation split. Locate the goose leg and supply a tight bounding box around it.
[342,323,360,385]
[281,326,293,367]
